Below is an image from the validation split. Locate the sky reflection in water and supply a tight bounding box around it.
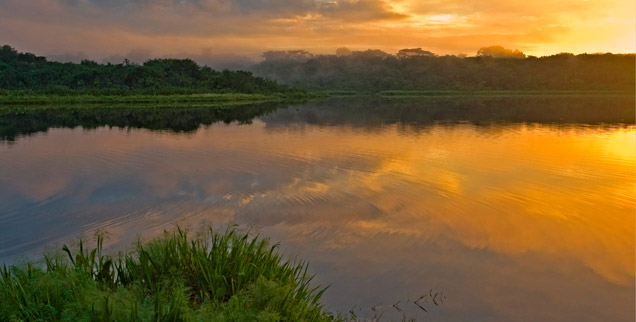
[0,98,634,321]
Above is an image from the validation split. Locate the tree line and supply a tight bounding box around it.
[0,45,291,95]
[1,44,633,94]
[251,47,635,92]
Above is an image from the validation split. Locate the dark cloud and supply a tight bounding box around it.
[229,0,316,15]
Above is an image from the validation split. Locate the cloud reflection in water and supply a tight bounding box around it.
[0,98,634,321]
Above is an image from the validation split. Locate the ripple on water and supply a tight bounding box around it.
[0,100,634,322]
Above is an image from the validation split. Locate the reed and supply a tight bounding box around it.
[0,226,335,321]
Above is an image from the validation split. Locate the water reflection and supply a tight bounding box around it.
[1,95,634,142]
[0,97,634,321]
[0,102,282,142]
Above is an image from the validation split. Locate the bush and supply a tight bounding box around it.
[0,227,335,321]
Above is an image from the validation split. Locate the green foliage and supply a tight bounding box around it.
[0,45,297,95]
[0,227,336,321]
[252,50,635,92]
[0,92,279,105]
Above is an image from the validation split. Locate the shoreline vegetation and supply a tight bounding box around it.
[253,49,634,92]
[0,227,338,321]
[2,44,634,108]
[329,89,635,97]
[0,92,326,106]
[0,44,318,107]
[375,89,634,97]
[0,89,632,107]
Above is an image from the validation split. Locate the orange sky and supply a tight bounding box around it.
[0,0,634,61]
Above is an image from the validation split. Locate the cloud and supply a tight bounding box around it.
[1,104,634,320]
[0,0,633,60]
[318,0,409,21]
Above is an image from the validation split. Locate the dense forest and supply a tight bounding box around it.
[1,44,634,94]
[251,47,635,92]
[0,45,290,95]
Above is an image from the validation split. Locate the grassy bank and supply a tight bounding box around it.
[376,89,635,97]
[2,89,629,106]
[324,89,636,98]
[0,227,336,321]
[0,91,327,106]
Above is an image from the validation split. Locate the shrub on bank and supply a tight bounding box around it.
[0,227,335,321]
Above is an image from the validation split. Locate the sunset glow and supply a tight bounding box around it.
[0,0,633,61]
[0,1,634,320]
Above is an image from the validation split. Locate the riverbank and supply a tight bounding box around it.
[2,90,630,106]
[0,227,336,321]
[0,91,327,106]
[325,89,635,97]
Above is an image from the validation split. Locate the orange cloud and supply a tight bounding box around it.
[0,0,632,61]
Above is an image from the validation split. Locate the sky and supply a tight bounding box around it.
[0,0,634,63]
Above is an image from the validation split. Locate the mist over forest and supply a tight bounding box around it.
[2,44,634,93]
[249,46,634,91]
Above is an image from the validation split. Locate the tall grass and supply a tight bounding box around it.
[0,227,335,321]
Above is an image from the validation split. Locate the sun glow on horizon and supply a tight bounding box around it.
[0,0,633,60]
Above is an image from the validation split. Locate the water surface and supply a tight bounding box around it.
[1,97,634,321]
